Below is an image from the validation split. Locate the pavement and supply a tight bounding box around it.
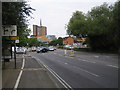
[2,52,60,89]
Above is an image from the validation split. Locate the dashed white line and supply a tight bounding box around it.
[94,56,99,58]
[107,65,118,68]
[14,55,25,89]
[65,63,68,65]
[79,59,96,63]
[73,66,99,77]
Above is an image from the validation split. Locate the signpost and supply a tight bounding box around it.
[2,25,18,68]
[2,25,17,36]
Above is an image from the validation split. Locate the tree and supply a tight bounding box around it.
[67,3,119,51]
[2,2,35,47]
[67,11,87,38]
[111,0,120,50]
[86,3,113,50]
[27,38,41,47]
[49,37,63,46]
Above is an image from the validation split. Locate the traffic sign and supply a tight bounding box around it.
[2,25,17,36]
[10,36,19,40]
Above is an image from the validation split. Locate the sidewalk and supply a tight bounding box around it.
[2,53,59,89]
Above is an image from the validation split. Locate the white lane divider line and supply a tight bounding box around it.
[14,55,25,89]
[73,66,99,77]
[65,63,68,65]
[43,64,73,90]
[33,56,73,90]
[79,59,96,63]
[107,65,118,68]
[94,56,99,58]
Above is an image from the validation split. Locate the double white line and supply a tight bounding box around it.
[33,56,73,90]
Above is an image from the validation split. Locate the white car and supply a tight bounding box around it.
[16,47,26,54]
[48,46,55,51]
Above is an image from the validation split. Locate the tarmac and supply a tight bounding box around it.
[2,52,61,89]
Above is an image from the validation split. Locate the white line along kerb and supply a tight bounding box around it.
[14,55,25,89]
[32,56,73,90]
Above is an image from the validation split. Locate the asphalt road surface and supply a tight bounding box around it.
[30,49,118,88]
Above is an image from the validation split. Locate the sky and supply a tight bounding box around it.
[27,0,117,38]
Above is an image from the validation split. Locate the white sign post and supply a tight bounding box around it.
[2,25,17,36]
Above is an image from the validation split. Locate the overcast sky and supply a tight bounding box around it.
[28,0,117,38]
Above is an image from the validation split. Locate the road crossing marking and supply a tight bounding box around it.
[14,55,25,89]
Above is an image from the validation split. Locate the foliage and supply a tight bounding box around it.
[49,37,63,46]
[67,2,119,51]
[67,11,87,37]
[27,38,41,47]
[2,2,35,47]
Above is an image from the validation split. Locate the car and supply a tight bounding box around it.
[36,47,48,53]
[16,47,26,54]
[48,46,55,51]
[31,46,36,52]
[64,45,74,50]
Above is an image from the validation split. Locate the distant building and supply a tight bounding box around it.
[32,19,57,44]
[63,36,86,48]
[33,19,47,36]
[63,36,74,45]
[37,35,57,44]
[47,35,57,41]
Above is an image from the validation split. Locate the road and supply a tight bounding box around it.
[30,49,118,88]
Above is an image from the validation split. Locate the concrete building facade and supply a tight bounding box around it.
[33,25,47,36]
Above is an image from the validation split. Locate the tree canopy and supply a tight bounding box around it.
[2,1,35,47]
[67,1,120,51]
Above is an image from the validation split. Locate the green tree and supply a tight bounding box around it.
[28,38,41,47]
[2,2,35,47]
[49,37,63,46]
[86,3,113,50]
[67,11,87,38]
[110,0,120,50]
[67,3,118,51]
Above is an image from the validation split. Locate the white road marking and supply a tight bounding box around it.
[65,63,68,65]
[79,59,96,63]
[14,55,25,89]
[94,56,99,58]
[33,56,73,89]
[107,65,118,68]
[73,66,99,77]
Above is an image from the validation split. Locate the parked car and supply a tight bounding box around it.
[31,46,36,52]
[48,46,55,51]
[64,45,74,50]
[36,47,48,53]
[16,47,26,54]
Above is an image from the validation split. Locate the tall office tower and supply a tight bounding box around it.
[33,19,47,36]
[33,25,38,36]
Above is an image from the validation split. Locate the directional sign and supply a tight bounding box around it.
[2,25,17,36]
[10,36,19,40]
[15,40,19,43]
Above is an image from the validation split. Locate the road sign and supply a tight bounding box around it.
[10,36,19,40]
[15,40,19,43]
[2,25,17,36]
